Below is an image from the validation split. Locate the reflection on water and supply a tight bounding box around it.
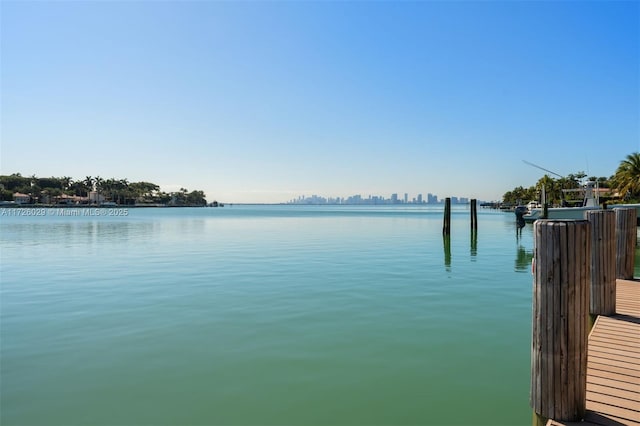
[515,245,533,273]
[470,231,478,260]
[443,235,451,271]
[2,221,161,253]
[514,223,534,273]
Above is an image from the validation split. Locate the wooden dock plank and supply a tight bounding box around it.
[588,364,640,382]
[593,322,640,333]
[591,326,640,336]
[591,321,640,332]
[588,383,640,401]
[590,337,640,350]
[591,325,640,335]
[589,337,640,349]
[584,401,640,424]
[587,375,640,393]
[587,391,640,410]
[589,368,640,384]
[590,341,640,351]
[592,317,639,328]
[613,279,640,317]
[588,355,639,370]
[589,345,640,360]
[589,348,640,362]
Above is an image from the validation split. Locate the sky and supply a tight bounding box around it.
[1,1,638,203]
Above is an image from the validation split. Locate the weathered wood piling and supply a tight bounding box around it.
[531,220,590,424]
[584,210,616,316]
[443,197,451,236]
[470,199,477,232]
[615,207,636,279]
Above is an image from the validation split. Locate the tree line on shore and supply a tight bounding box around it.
[0,174,207,206]
[502,153,640,206]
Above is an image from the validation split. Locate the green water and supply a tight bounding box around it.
[2,205,539,425]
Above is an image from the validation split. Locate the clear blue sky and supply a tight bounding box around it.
[1,1,638,203]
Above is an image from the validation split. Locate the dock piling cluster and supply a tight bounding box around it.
[530,208,637,425]
[441,197,477,236]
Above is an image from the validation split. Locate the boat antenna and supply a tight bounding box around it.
[522,160,564,178]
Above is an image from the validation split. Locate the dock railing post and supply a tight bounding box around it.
[531,220,590,424]
[615,208,636,279]
[585,210,616,317]
[443,197,451,236]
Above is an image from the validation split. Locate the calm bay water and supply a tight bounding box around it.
[2,205,539,425]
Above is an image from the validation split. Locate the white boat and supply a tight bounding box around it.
[526,200,542,210]
[524,205,600,222]
[523,182,601,222]
[522,182,640,223]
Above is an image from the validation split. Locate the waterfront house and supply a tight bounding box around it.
[13,192,30,204]
[55,194,88,205]
[88,191,105,204]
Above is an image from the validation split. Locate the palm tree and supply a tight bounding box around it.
[84,176,94,191]
[118,179,130,204]
[60,176,73,192]
[536,175,557,205]
[612,152,640,199]
[70,181,86,197]
[93,176,103,204]
[102,178,116,203]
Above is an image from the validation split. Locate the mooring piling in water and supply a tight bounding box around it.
[584,210,616,316]
[470,199,477,232]
[531,220,590,425]
[614,207,636,279]
[443,197,451,236]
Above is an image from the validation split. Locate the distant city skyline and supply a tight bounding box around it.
[288,193,475,205]
[1,2,638,203]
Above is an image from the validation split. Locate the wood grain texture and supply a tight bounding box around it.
[585,210,616,315]
[532,220,590,421]
[615,209,636,280]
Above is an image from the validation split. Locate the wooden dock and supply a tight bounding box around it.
[547,279,640,426]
